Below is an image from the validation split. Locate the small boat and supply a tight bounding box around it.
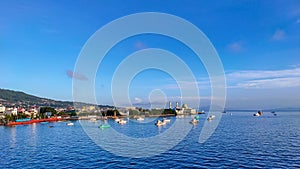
[198,110,205,114]
[162,118,171,123]
[137,117,144,121]
[118,119,127,125]
[155,120,166,126]
[207,115,216,121]
[48,125,54,128]
[66,122,74,126]
[190,118,199,124]
[99,124,110,129]
[90,118,97,122]
[254,110,263,116]
[115,118,121,122]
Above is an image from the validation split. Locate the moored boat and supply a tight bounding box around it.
[207,115,216,121]
[190,118,199,124]
[99,124,110,129]
[137,117,144,121]
[7,117,62,126]
[118,119,127,125]
[155,120,166,126]
[253,110,263,116]
[66,122,74,126]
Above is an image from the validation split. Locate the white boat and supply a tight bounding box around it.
[66,122,74,126]
[254,110,263,116]
[90,118,97,122]
[207,115,215,121]
[118,119,127,125]
[190,118,198,124]
[155,120,166,126]
[115,118,121,122]
[137,117,144,121]
[162,118,171,123]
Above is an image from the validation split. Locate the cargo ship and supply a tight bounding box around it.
[6,117,62,126]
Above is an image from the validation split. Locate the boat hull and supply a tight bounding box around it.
[7,117,62,126]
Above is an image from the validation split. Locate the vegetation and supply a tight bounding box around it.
[103,109,120,116]
[162,109,176,115]
[4,113,30,122]
[39,106,57,118]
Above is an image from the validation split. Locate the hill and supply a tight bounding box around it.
[0,88,73,108]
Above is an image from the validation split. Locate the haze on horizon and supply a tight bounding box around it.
[1,1,300,110]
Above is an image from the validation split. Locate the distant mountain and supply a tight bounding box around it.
[0,88,73,108]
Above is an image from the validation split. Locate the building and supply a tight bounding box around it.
[0,105,5,113]
[171,102,197,115]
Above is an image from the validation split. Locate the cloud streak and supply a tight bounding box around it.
[227,67,300,89]
[162,66,300,90]
[271,29,286,41]
[226,41,244,53]
[66,70,88,81]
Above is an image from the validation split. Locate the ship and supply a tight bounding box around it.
[6,117,62,126]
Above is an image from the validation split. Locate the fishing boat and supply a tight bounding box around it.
[137,117,144,121]
[155,120,166,126]
[198,110,205,114]
[162,118,171,123]
[99,124,110,129]
[118,119,127,125]
[66,122,74,126]
[190,118,199,124]
[207,115,216,121]
[253,110,263,116]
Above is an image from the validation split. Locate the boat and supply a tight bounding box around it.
[207,115,216,121]
[155,120,166,126]
[66,122,74,126]
[253,110,263,116]
[48,125,54,128]
[89,118,97,122]
[115,118,121,122]
[198,110,205,114]
[118,119,127,125]
[6,117,62,126]
[137,117,144,121]
[99,124,110,129]
[162,118,171,123]
[190,118,199,124]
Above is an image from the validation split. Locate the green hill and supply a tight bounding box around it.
[0,88,73,108]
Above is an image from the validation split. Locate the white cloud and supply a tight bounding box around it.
[163,67,300,90]
[271,29,286,41]
[226,41,244,53]
[133,97,142,103]
[234,77,300,88]
[227,67,300,89]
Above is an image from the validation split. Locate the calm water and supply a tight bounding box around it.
[1,112,299,168]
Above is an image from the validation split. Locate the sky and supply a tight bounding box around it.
[0,0,300,109]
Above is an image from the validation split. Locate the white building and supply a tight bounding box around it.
[0,105,5,113]
[174,103,197,115]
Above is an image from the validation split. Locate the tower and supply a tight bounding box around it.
[169,101,172,109]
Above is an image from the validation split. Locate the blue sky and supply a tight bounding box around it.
[1,0,300,109]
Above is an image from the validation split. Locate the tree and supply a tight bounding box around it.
[39,107,57,118]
